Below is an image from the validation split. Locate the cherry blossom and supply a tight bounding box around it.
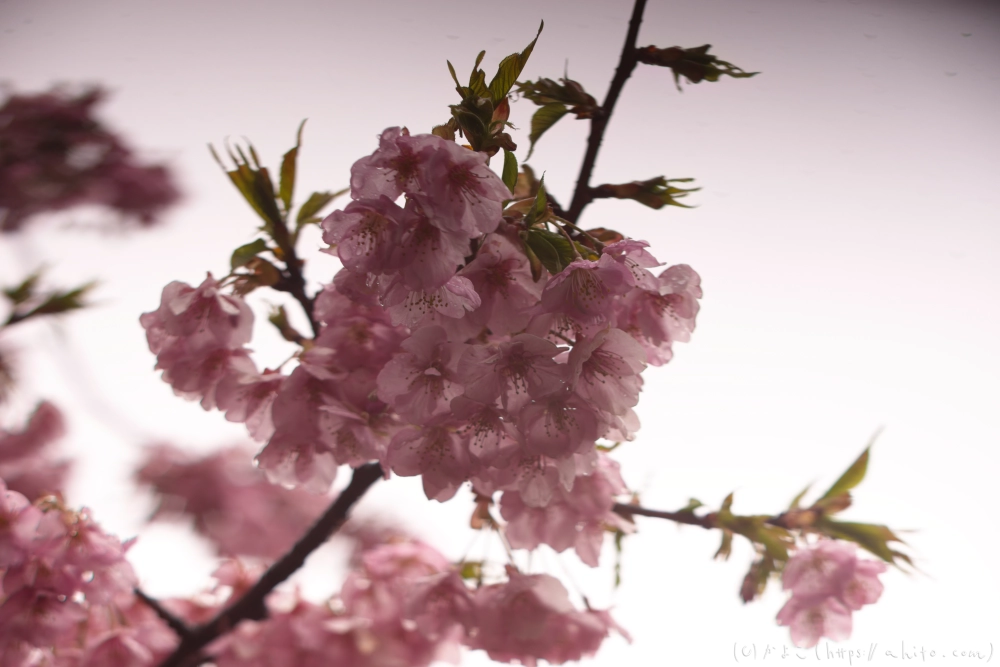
[777,540,888,648]
[466,570,626,666]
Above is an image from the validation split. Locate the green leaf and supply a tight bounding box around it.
[501,149,518,194]
[788,484,812,511]
[487,20,544,104]
[279,120,306,214]
[296,188,348,226]
[29,282,96,318]
[714,530,733,560]
[3,271,43,305]
[230,239,270,270]
[525,228,575,275]
[635,44,759,91]
[525,174,548,226]
[522,239,544,282]
[680,498,704,513]
[818,446,872,504]
[720,492,734,514]
[816,518,913,568]
[211,142,283,231]
[446,60,462,90]
[526,103,567,159]
[591,176,699,209]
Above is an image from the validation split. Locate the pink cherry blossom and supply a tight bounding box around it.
[135,444,327,558]
[777,595,853,648]
[384,425,472,502]
[777,540,888,648]
[567,327,647,417]
[350,126,434,201]
[601,239,661,290]
[458,232,546,336]
[411,137,511,238]
[214,369,284,441]
[501,454,631,566]
[518,391,603,461]
[459,334,566,412]
[0,401,69,501]
[389,198,472,290]
[616,263,702,365]
[140,274,253,351]
[377,325,467,424]
[321,195,403,276]
[537,255,633,331]
[466,570,626,666]
[382,275,481,329]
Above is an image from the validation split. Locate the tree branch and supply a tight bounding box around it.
[565,0,649,223]
[270,219,318,336]
[135,588,193,641]
[613,502,718,529]
[156,462,384,667]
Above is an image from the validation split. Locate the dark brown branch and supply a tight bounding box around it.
[135,588,193,641]
[613,501,718,529]
[270,218,318,336]
[156,462,384,667]
[565,0,648,223]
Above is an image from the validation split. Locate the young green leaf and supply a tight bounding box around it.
[524,174,548,226]
[815,518,912,568]
[296,188,348,227]
[818,446,872,504]
[501,149,518,194]
[230,238,270,270]
[487,20,544,104]
[3,271,43,305]
[526,103,568,159]
[278,120,306,214]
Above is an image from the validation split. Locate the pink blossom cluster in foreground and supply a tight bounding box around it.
[139,126,703,662]
[142,127,702,567]
[0,87,179,232]
[777,540,887,648]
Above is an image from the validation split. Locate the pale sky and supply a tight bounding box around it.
[1,0,999,664]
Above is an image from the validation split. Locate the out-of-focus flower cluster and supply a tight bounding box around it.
[0,478,178,666]
[0,87,179,232]
[135,443,328,559]
[0,401,70,502]
[777,540,887,648]
[210,540,624,667]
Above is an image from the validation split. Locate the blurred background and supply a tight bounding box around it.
[1,0,998,664]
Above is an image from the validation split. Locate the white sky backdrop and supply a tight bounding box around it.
[2,0,999,664]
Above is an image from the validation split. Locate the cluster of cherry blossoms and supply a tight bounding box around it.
[0,479,176,665]
[0,401,70,502]
[210,542,623,667]
[0,87,179,232]
[141,127,702,571]
[135,444,328,560]
[777,540,887,648]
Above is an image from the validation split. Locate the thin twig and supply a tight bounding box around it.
[612,501,718,529]
[134,588,193,641]
[156,462,384,667]
[565,0,649,223]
